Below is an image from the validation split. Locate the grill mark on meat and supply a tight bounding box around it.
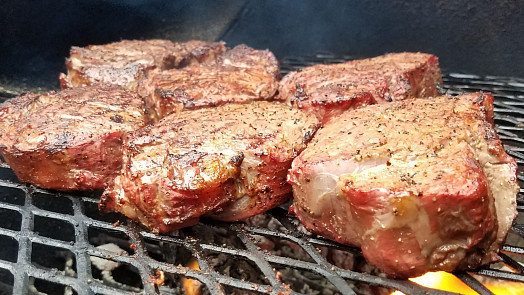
[168,150,208,168]
[47,131,74,153]
[303,128,318,145]
[230,153,244,166]
[291,83,309,105]
[110,115,124,123]
[236,132,278,150]
[156,88,197,109]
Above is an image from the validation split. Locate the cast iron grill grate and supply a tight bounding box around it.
[0,54,523,295]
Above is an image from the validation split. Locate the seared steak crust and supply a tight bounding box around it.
[100,101,319,233]
[138,45,280,122]
[288,93,518,278]
[0,85,147,190]
[60,39,226,90]
[278,52,442,123]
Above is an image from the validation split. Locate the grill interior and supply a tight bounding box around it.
[0,54,523,295]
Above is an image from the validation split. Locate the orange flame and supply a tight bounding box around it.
[183,259,202,295]
[391,271,524,295]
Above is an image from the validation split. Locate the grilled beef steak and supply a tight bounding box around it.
[60,39,226,90]
[100,101,319,233]
[278,52,442,123]
[0,85,147,190]
[288,93,518,278]
[138,44,280,122]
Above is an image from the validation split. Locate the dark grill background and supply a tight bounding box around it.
[0,54,523,295]
[1,0,523,96]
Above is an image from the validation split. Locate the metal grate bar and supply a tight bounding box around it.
[454,272,494,295]
[499,252,524,274]
[231,227,297,294]
[11,186,31,295]
[72,196,95,295]
[475,269,524,283]
[502,245,524,255]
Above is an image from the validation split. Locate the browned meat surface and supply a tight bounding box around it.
[0,85,147,190]
[288,93,518,278]
[278,52,442,123]
[138,44,280,122]
[60,39,226,90]
[100,101,319,233]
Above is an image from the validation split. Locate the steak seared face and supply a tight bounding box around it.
[100,101,320,233]
[138,45,280,122]
[60,39,226,90]
[288,93,518,278]
[0,85,147,190]
[278,52,442,123]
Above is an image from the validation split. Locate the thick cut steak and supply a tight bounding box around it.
[288,93,518,278]
[60,40,226,90]
[0,85,147,190]
[138,44,280,122]
[278,52,442,123]
[100,101,319,233]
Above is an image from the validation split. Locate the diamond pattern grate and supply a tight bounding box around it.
[0,54,523,295]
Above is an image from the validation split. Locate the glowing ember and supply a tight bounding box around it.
[391,271,524,295]
[152,269,165,287]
